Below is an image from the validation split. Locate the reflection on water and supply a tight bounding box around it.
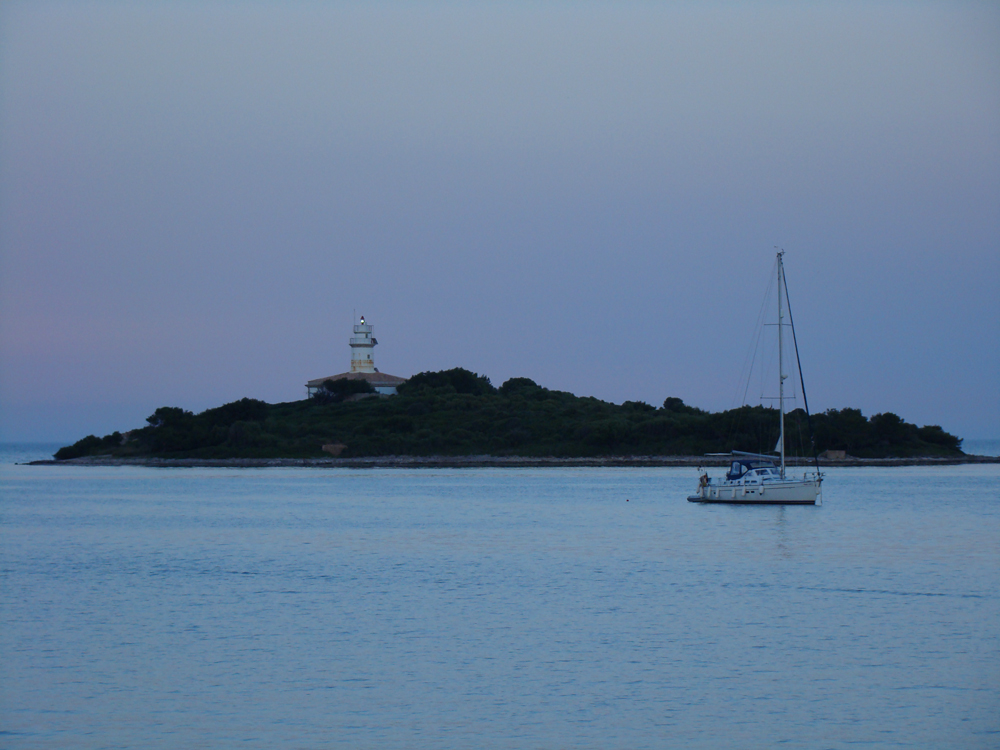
[771,504,792,558]
[1,458,998,749]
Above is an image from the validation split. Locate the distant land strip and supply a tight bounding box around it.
[29,455,999,468]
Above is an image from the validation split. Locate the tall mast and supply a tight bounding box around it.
[777,250,786,478]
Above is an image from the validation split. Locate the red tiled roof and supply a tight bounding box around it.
[306,371,408,388]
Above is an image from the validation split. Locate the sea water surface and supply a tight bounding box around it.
[2,445,998,749]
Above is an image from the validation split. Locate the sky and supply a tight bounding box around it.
[1,1,998,443]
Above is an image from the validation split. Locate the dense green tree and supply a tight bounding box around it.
[201,398,269,426]
[314,379,376,403]
[403,368,495,396]
[662,396,703,414]
[499,377,539,396]
[146,406,192,428]
[54,435,104,460]
[916,424,961,451]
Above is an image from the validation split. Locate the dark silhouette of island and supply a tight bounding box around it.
[54,368,963,461]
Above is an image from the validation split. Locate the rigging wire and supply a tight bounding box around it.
[734,264,776,410]
[726,257,778,449]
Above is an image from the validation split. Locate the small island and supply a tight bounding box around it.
[49,367,974,465]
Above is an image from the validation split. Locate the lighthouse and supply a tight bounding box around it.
[350,315,377,373]
[305,315,408,397]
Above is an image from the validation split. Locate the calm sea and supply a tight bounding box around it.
[2,444,998,749]
[964,438,1000,458]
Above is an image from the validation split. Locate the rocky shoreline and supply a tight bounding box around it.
[27,454,1000,468]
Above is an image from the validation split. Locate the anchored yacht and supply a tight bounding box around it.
[688,251,823,505]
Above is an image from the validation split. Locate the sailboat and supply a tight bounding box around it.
[688,251,823,505]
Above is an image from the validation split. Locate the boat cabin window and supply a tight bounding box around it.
[727,459,779,481]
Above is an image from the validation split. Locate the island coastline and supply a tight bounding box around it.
[27,454,1000,468]
[46,369,974,465]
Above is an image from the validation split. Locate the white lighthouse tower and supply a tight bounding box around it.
[305,315,408,397]
[350,315,377,373]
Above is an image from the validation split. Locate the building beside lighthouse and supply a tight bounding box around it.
[306,316,408,397]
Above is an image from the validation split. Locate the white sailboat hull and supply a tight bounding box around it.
[688,478,821,505]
